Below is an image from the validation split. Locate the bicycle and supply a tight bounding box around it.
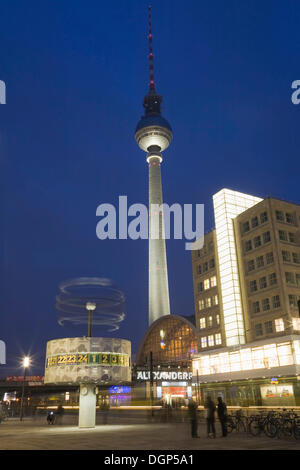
[226,410,247,434]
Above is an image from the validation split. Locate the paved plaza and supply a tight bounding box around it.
[0,415,300,450]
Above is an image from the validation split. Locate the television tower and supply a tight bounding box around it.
[135,6,172,326]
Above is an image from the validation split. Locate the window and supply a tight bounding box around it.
[203,262,208,272]
[296,274,300,287]
[212,294,219,306]
[282,250,291,262]
[254,236,261,248]
[216,314,220,325]
[256,256,264,268]
[215,333,222,345]
[242,221,250,233]
[276,210,284,221]
[253,301,260,313]
[205,297,212,308]
[289,295,298,307]
[289,232,296,243]
[199,299,205,311]
[266,252,274,264]
[248,260,255,272]
[269,272,277,286]
[286,213,295,225]
[204,279,210,290]
[263,231,271,243]
[199,317,206,329]
[259,276,267,289]
[292,253,300,264]
[255,324,263,337]
[196,265,202,275]
[250,280,258,292]
[260,212,268,224]
[292,318,300,331]
[275,318,284,332]
[262,298,270,311]
[272,295,280,308]
[197,282,204,293]
[208,335,214,347]
[201,337,207,348]
[207,315,213,327]
[245,240,252,252]
[279,230,288,241]
[210,276,217,287]
[264,321,273,334]
[285,272,295,284]
[209,258,215,269]
[251,216,259,228]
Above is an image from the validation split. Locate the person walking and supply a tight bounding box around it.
[188,399,199,438]
[217,396,227,437]
[204,395,216,438]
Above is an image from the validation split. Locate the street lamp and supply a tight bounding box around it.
[86,302,96,337]
[20,356,30,421]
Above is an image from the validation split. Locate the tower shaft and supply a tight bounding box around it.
[148,153,170,325]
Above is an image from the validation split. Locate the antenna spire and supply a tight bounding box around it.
[148,5,155,92]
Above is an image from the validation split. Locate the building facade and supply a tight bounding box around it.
[192,188,300,406]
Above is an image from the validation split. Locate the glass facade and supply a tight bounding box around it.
[137,315,198,366]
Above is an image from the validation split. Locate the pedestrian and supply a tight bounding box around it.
[204,395,216,438]
[56,404,65,425]
[188,399,199,438]
[217,396,227,437]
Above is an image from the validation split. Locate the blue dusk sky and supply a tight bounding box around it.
[0,0,299,374]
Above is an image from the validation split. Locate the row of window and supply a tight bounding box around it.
[276,210,296,225]
[195,258,215,276]
[199,314,220,329]
[254,318,284,337]
[285,272,300,286]
[247,252,274,273]
[282,250,300,264]
[198,295,219,311]
[252,295,281,313]
[279,230,297,244]
[242,210,297,236]
[249,273,277,293]
[196,241,214,258]
[242,211,269,234]
[197,276,217,293]
[245,231,271,252]
[200,333,222,349]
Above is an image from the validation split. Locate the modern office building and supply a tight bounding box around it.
[191,188,300,406]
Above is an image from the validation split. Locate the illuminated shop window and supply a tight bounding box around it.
[204,279,210,290]
[293,340,300,364]
[199,300,205,311]
[215,333,222,345]
[199,317,206,329]
[201,337,207,348]
[210,276,217,287]
[230,351,241,371]
[205,297,212,308]
[275,318,284,332]
[277,343,293,366]
[216,314,220,325]
[208,335,214,347]
[240,348,252,370]
[207,316,213,328]
[252,347,265,368]
[292,318,300,331]
[212,294,219,306]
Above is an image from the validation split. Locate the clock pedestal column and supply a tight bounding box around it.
[79,383,97,428]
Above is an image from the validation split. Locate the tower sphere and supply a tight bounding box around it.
[135,114,172,152]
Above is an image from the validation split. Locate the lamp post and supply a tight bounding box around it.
[20,356,30,421]
[86,302,96,337]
